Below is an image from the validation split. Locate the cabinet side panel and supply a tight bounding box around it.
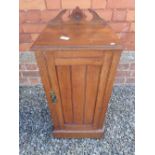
[56,66,73,124]
[35,51,59,129]
[98,51,122,128]
[84,65,101,124]
[71,65,86,124]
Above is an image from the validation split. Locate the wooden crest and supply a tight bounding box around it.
[48,7,107,26]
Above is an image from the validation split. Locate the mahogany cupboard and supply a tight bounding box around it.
[31,7,122,138]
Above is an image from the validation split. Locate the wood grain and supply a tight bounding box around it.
[72,65,86,124]
[56,66,73,124]
[54,51,105,58]
[55,58,103,65]
[93,52,113,128]
[84,65,101,124]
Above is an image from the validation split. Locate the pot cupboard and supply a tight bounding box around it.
[31,7,122,138]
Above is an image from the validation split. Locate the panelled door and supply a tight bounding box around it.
[44,51,113,130]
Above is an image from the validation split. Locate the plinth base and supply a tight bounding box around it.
[52,129,104,138]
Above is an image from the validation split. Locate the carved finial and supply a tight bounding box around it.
[69,7,86,22]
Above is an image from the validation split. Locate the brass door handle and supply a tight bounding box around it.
[50,90,57,104]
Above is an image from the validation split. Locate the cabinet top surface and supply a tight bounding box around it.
[31,8,122,51]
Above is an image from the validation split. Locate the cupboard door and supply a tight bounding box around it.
[44,51,113,130]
